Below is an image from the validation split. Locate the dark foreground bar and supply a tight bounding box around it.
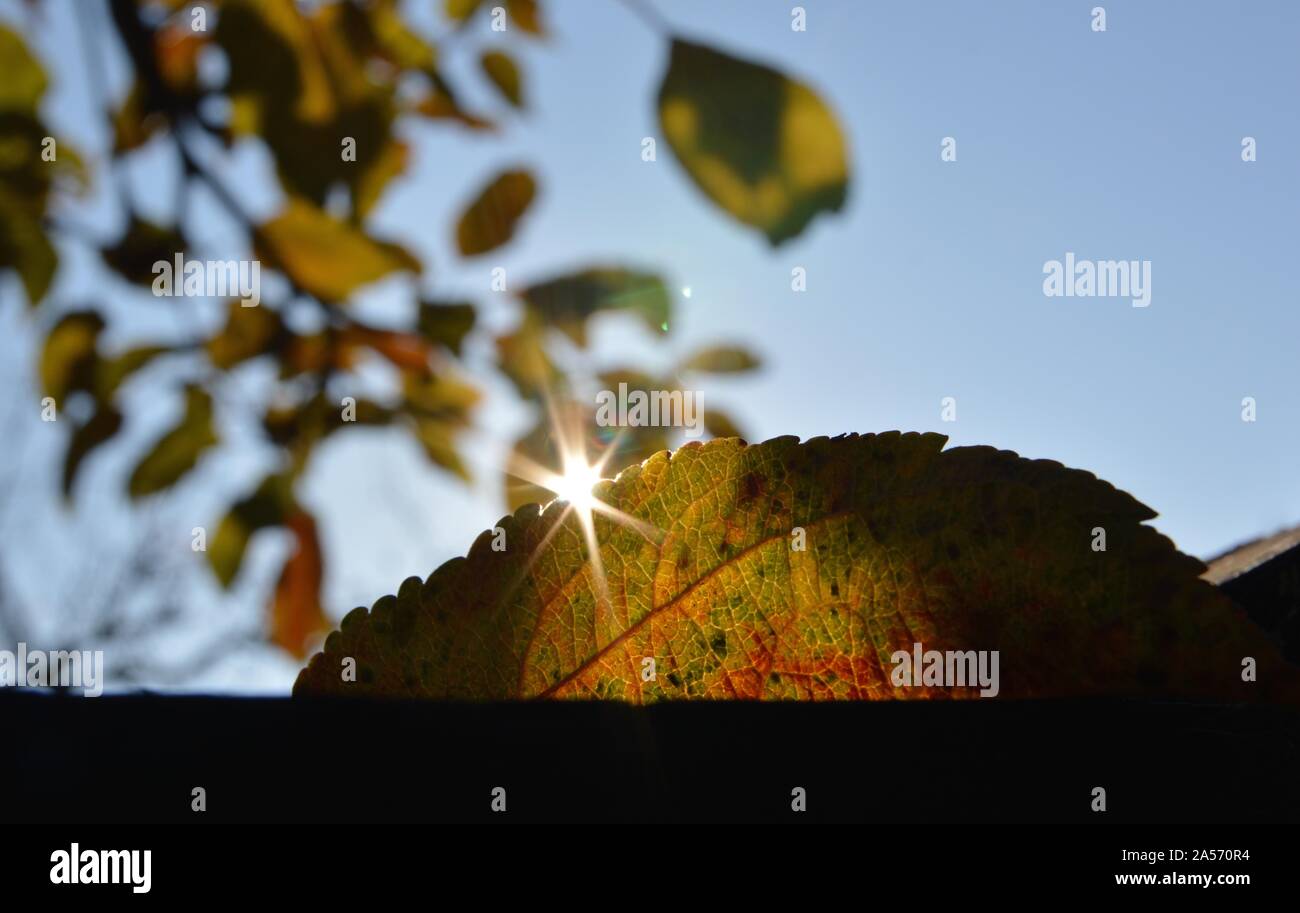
[3,692,1297,823]
[2,693,1289,896]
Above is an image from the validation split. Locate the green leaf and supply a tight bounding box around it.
[680,344,761,374]
[127,386,219,498]
[657,39,850,245]
[519,267,670,345]
[418,300,476,355]
[296,433,1299,701]
[479,49,523,108]
[0,26,47,111]
[257,197,420,302]
[454,169,536,256]
[210,473,295,587]
[40,311,104,403]
[62,405,123,498]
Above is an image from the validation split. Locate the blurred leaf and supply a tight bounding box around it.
[62,405,122,498]
[112,83,166,152]
[127,385,219,498]
[272,510,329,658]
[597,367,662,393]
[154,20,204,95]
[341,323,431,373]
[403,369,480,420]
[413,83,494,130]
[210,472,295,587]
[256,197,420,302]
[411,417,471,480]
[218,0,399,208]
[0,26,46,111]
[703,408,744,440]
[207,300,285,369]
[507,0,545,36]
[40,310,104,402]
[479,49,523,108]
[455,168,536,256]
[0,191,57,307]
[657,39,849,245]
[445,0,486,21]
[342,0,436,73]
[404,370,480,479]
[519,267,670,345]
[101,218,185,286]
[495,310,559,398]
[353,139,409,219]
[96,345,170,399]
[680,344,761,374]
[418,300,475,355]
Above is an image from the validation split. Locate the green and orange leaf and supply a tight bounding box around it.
[296,434,1297,701]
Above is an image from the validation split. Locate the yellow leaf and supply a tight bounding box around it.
[657,40,849,245]
[479,49,524,108]
[257,198,420,302]
[455,169,536,257]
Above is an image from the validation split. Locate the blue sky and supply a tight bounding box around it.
[2,0,1297,691]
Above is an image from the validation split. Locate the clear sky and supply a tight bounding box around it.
[3,0,1298,691]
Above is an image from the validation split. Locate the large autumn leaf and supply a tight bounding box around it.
[296,433,1298,701]
[657,39,849,245]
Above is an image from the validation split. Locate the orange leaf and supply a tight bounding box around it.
[272,512,329,659]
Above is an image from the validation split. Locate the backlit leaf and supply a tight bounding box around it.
[519,267,670,345]
[454,169,536,256]
[657,39,849,245]
[257,197,420,302]
[127,386,218,498]
[297,433,1299,701]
